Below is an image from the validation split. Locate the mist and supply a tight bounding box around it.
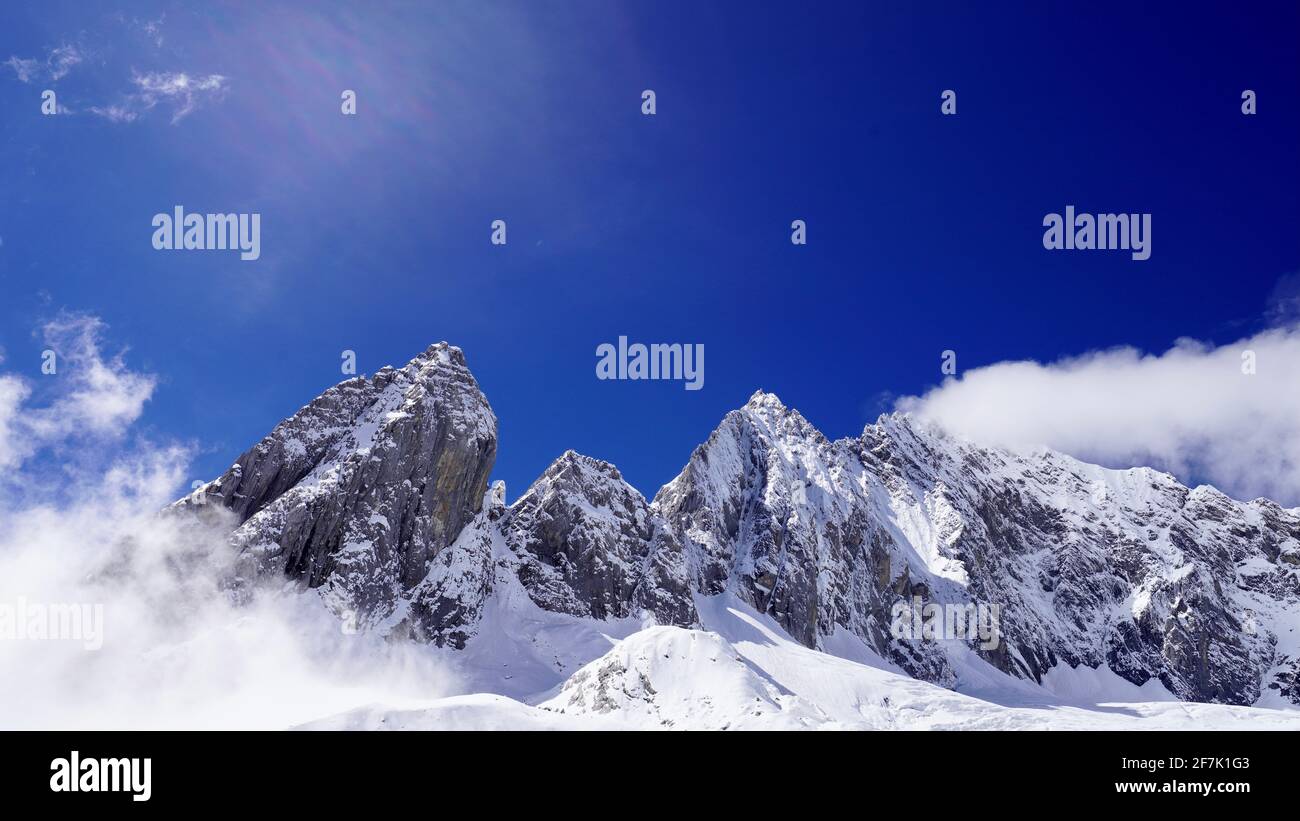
[0,314,459,729]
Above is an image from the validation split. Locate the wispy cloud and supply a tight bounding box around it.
[5,25,226,125]
[0,313,156,471]
[48,44,82,80]
[86,70,228,125]
[86,104,137,123]
[1265,271,1300,327]
[138,15,165,48]
[3,44,82,83]
[3,56,40,83]
[131,70,228,123]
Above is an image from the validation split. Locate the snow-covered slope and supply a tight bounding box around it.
[303,592,1300,730]
[181,344,1300,728]
[538,625,829,729]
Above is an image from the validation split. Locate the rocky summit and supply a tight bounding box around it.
[177,344,1300,707]
[175,343,497,640]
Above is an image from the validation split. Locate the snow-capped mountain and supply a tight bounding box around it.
[178,343,498,647]
[177,343,1300,728]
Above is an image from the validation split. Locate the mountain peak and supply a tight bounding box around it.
[182,340,499,639]
[419,340,465,363]
[545,449,625,484]
[390,341,470,382]
[730,389,828,451]
[502,449,685,624]
[744,388,787,412]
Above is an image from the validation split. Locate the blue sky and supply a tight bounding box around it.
[1,0,1297,500]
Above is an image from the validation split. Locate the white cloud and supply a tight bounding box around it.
[3,55,40,82]
[3,44,81,83]
[0,375,32,471]
[898,325,1300,505]
[89,70,228,125]
[1265,271,1300,326]
[87,104,138,123]
[130,70,228,123]
[5,31,225,124]
[0,313,156,470]
[47,44,82,80]
[136,15,165,48]
[0,443,458,729]
[0,315,458,729]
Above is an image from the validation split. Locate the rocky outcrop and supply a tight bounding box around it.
[395,482,504,648]
[850,413,1289,704]
[501,451,696,626]
[177,342,497,630]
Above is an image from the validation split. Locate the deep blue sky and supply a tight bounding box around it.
[1,1,1297,499]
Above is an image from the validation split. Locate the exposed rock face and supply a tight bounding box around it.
[395,482,503,648]
[849,413,1291,704]
[650,390,1300,705]
[177,343,497,630]
[502,451,650,620]
[501,451,696,626]
[180,345,1300,706]
[650,391,953,685]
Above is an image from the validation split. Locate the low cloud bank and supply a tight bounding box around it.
[898,325,1300,506]
[0,316,457,729]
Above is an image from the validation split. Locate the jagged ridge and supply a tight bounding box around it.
[179,346,1300,707]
